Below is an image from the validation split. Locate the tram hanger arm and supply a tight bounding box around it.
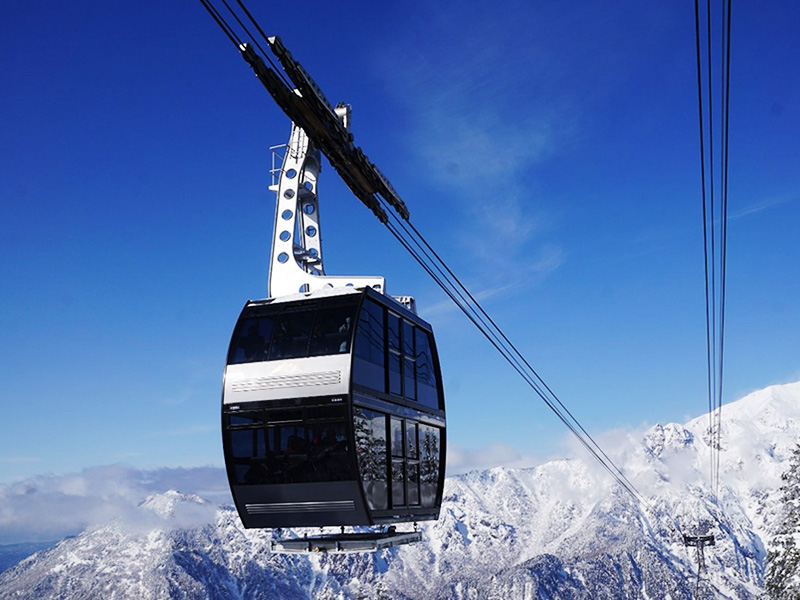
[264,36,409,220]
[683,534,715,547]
[237,39,409,222]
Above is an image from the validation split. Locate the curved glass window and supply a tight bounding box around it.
[390,418,404,458]
[403,321,416,401]
[354,407,388,510]
[405,421,418,459]
[415,329,440,409]
[225,403,353,485]
[228,296,359,364]
[419,424,441,507]
[230,316,276,363]
[407,463,420,506]
[392,460,405,507]
[353,298,441,409]
[386,418,425,508]
[309,304,355,356]
[388,314,402,396]
[229,411,263,427]
[353,298,386,391]
[269,307,316,360]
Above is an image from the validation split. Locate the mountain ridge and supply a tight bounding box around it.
[3,380,800,598]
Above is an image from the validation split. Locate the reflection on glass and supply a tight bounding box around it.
[309,305,355,356]
[226,404,352,486]
[231,428,266,459]
[403,321,414,355]
[229,411,263,427]
[406,421,418,459]
[392,459,405,507]
[407,462,420,506]
[388,314,401,352]
[415,329,439,409]
[354,407,388,510]
[388,353,402,396]
[269,309,315,360]
[230,316,276,363]
[404,357,416,401]
[353,299,386,391]
[419,424,441,507]
[388,313,402,396]
[229,296,360,364]
[390,418,404,457]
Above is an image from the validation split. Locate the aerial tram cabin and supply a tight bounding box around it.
[212,29,447,550]
[222,285,446,530]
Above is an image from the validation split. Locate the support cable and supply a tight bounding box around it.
[694,0,733,509]
[400,214,636,495]
[694,0,715,453]
[218,0,278,78]
[199,0,242,48]
[200,0,296,92]
[380,201,672,529]
[715,0,733,502]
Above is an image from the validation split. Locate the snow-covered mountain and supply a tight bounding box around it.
[2,381,800,599]
[0,543,55,576]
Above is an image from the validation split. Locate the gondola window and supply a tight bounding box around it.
[354,407,388,510]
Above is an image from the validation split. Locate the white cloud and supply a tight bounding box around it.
[373,12,574,289]
[0,465,230,544]
[730,193,798,220]
[446,442,543,475]
[408,102,561,274]
[418,243,564,320]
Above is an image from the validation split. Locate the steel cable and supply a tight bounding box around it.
[199,0,684,539]
[694,0,732,504]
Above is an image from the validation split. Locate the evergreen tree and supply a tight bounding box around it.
[765,443,800,599]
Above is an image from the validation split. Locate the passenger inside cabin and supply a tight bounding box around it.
[240,325,266,360]
[338,317,351,352]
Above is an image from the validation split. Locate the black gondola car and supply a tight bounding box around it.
[222,286,446,528]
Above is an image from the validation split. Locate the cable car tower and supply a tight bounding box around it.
[206,10,447,553]
[683,532,715,597]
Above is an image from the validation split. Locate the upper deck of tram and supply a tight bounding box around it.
[223,285,442,411]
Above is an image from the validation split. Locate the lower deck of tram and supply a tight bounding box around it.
[223,392,443,528]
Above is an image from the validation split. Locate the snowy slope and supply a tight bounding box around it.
[0,543,55,575]
[2,381,800,599]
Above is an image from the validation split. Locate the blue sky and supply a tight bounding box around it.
[1,1,799,484]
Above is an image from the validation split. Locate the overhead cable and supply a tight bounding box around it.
[693,0,732,503]
[199,0,682,539]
